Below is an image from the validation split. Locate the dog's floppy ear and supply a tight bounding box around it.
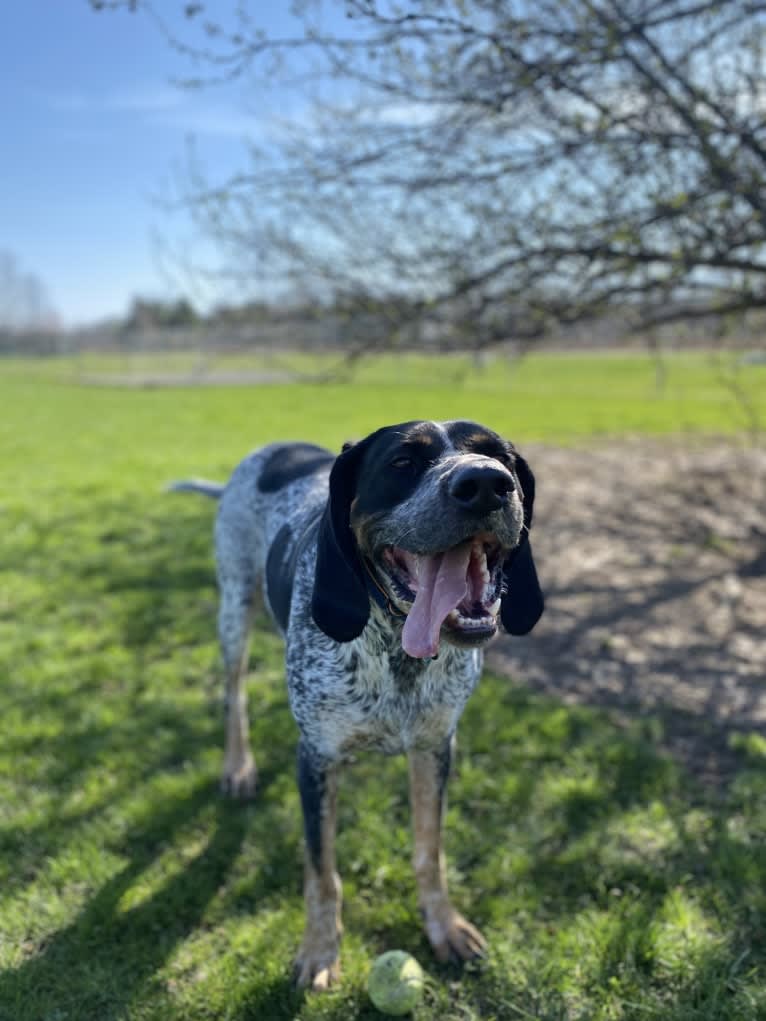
[500,451,544,636]
[311,438,371,642]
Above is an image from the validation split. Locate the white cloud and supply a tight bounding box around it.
[151,106,264,138]
[45,84,181,115]
[43,84,265,139]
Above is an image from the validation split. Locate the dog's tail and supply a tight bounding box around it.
[166,479,225,499]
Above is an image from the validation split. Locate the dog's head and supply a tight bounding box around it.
[311,419,544,658]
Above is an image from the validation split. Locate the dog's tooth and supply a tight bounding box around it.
[489,597,501,615]
[461,616,487,629]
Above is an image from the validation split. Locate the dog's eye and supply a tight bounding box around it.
[390,456,414,470]
[490,445,514,467]
[473,444,511,466]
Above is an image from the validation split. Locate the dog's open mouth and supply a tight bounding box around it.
[377,532,506,658]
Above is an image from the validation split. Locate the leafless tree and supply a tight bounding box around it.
[93,1,766,351]
[0,251,57,333]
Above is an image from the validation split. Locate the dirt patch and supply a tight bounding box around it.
[488,438,766,780]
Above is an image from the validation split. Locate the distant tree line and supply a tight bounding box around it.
[4,286,766,358]
[0,251,58,334]
[123,296,199,331]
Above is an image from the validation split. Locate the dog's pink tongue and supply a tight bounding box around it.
[401,542,472,658]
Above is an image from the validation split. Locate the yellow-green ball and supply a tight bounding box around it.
[367,950,424,1015]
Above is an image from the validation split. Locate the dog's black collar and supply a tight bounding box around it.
[362,558,408,620]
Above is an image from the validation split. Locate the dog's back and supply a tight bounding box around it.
[214,442,334,637]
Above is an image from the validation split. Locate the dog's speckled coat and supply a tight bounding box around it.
[173,419,543,990]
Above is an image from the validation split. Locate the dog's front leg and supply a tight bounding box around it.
[294,740,342,990]
[408,739,487,963]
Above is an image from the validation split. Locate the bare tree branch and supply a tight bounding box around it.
[94,0,766,349]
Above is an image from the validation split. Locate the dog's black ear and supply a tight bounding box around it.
[311,439,371,642]
[501,537,544,635]
[513,449,536,531]
[500,451,544,635]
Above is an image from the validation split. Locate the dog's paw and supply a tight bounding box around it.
[293,937,341,991]
[220,752,258,798]
[424,906,487,964]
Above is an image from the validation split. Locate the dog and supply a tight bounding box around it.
[171,419,544,990]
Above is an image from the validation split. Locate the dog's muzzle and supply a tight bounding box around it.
[364,456,523,659]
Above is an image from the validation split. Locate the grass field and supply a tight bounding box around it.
[1,352,765,1020]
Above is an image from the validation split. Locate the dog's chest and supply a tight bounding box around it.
[318,630,482,759]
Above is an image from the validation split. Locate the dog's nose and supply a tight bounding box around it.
[449,465,515,514]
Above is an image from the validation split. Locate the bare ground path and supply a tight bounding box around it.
[488,439,766,781]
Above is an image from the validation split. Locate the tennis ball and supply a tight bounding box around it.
[367,950,424,1015]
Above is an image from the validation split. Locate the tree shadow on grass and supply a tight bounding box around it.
[0,786,253,1021]
[76,495,219,651]
[1,780,205,1011]
[2,494,221,852]
[0,666,302,917]
[0,692,218,890]
[1,489,308,1015]
[1,491,220,653]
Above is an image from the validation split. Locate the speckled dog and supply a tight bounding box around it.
[172,419,544,990]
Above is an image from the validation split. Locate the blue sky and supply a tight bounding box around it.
[0,2,327,326]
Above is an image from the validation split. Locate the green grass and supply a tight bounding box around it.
[3,347,765,442]
[1,352,765,1020]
